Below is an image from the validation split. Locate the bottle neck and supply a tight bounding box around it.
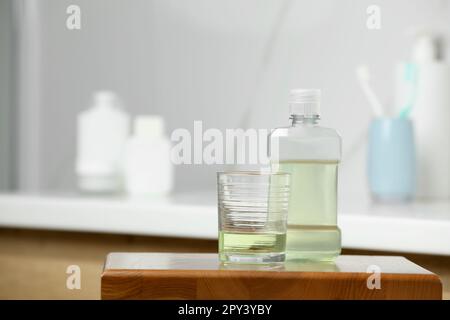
[290,114,320,126]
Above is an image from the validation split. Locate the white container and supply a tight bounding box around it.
[410,33,450,199]
[76,91,130,193]
[124,116,173,196]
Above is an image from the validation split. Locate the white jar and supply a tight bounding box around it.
[76,91,130,194]
[124,116,173,196]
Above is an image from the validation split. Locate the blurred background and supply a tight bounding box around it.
[0,0,449,299]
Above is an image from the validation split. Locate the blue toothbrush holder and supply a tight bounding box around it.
[368,118,416,202]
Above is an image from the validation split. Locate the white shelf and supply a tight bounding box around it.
[0,193,449,256]
[339,201,450,256]
[0,193,217,239]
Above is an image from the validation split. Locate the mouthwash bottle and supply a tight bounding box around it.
[269,89,341,261]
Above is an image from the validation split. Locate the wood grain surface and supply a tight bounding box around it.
[101,253,442,300]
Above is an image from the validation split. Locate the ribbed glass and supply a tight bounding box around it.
[217,172,290,264]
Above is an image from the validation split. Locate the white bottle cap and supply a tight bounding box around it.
[93,90,119,107]
[412,34,437,63]
[289,88,321,117]
[134,115,165,139]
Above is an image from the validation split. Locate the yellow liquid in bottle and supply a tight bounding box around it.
[274,160,341,261]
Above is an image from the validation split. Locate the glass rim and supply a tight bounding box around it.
[217,171,290,177]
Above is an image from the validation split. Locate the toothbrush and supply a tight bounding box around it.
[398,63,418,118]
[356,65,384,117]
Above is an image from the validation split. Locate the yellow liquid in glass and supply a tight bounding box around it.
[219,231,286,263]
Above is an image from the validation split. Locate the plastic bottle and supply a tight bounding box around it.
[124,115,173,197]
[76,91,130,194]
[409,31,450,199]
[269,89,342,261]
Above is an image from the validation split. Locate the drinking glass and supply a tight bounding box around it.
[217,172,290,264]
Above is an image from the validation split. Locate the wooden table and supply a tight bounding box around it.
[101,253,442,300]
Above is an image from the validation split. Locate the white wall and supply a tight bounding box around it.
[15,0,450,202]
